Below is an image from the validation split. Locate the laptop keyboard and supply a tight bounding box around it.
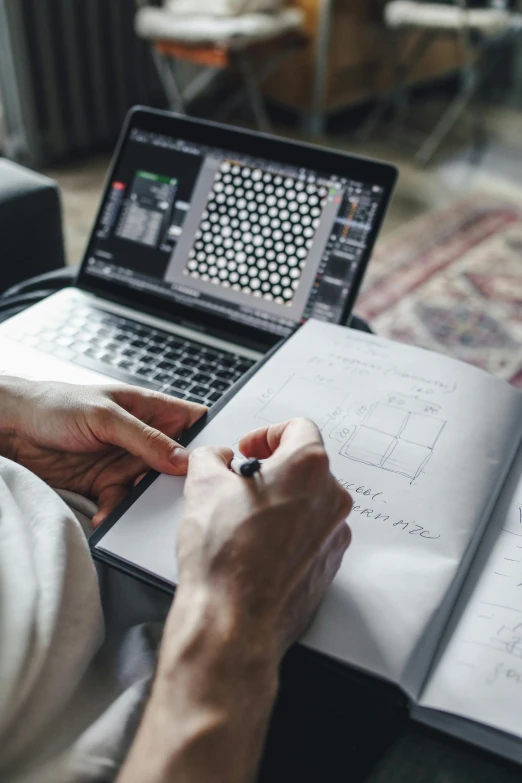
[8,302,256,407]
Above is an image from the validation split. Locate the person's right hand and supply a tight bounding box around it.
[176,417,353,658]
[119,419,352,783]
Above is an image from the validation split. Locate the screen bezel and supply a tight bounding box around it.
[77,106,398,350]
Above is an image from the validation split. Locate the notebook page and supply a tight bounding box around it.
[96,321,522,693]
[419,443,522,738]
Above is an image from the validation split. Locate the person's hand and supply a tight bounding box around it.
[119,418,352,783]
[0,377,206,527]
[175,417,353,659]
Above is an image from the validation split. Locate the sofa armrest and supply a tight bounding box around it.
[0,159,66,294]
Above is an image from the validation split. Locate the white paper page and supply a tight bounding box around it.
[96,321,522,692]
[420,444,522,738]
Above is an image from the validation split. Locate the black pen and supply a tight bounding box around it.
[230,456,262,478]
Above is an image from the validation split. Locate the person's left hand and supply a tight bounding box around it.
[0,377,206,527]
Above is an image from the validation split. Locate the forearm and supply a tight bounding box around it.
[118,585,279,783]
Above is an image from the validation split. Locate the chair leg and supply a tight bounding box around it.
[216,43,299,127]
[182,66,222,105]
[235,51,273,132]
[304,0,333,137]
[358,29,435,142]
[151,48,186,113]
[414,68,477,166]
[468,60,488,164]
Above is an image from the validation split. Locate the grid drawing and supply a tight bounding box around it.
[183,160,329,305]
[339,401,446,481]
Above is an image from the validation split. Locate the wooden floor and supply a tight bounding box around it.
[44,103,522,266]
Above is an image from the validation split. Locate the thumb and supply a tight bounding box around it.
[186,445,234,486]
[98,407,189,475]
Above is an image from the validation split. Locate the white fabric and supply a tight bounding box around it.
[165,0,284,17]
[0,459,150,783]
[135,7,304,45]
[385,1,511,33]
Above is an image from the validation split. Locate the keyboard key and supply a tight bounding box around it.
[190,385,210,398]
[236,360,254,374]
[169,378,191,391]
[163,388,188,400]
[145,345,163,355]
[84,347,102,359]
[192,373,213,385]
[186,395,206,405]
[100,314,122,327]
[148,333,166,345]
[185,346,203,358]
[55,336,74,348]
[208,392,222,403]
[121,348,138,358]
[75,342,92,354]
[153,372,174,385]
[164,349,184,362]
[138,354,156,366]
[175,366,195,379]
[164,335,186,347]
[219,356,236,369]
[130,338,149,349]
[40,330,58,342]
[127,325,149,338]
[183,357,200,368]
[210,379,229,393]
[117,359,135,371]
[215,369,236,382]
[157,360,177,371]
[201,347,221,360]
[136,366,155,378]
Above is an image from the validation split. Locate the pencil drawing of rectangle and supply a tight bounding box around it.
[383,440,432,478]
[257,377,345,428]
[341,428,395,466]
[400,413,445,449]
[364,404,408,437]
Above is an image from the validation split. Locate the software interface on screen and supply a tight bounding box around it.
[85,128,385,338]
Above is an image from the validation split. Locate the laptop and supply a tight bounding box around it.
[0,107,397,404]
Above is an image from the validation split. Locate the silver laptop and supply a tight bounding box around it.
[0,108,397,400]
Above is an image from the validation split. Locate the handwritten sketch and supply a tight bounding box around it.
[337,394,446,481]
[255,374,349,432]
[492,620,522,658]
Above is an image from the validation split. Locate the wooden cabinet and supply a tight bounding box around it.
[264,0,462,112]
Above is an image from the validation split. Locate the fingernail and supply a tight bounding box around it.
[170,447,189,468]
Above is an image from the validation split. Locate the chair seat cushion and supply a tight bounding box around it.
[135,7,304,46]
[385,1,511,33]
[165,0,283,16]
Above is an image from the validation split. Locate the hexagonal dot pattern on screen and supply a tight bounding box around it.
[183,161,329,305]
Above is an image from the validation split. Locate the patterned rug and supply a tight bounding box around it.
[357,192,522,387]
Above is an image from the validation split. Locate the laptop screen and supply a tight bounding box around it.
[82,120,392,339]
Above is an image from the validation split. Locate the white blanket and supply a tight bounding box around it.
[0,459,151,783]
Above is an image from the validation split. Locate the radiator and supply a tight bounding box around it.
[0,0,165,166]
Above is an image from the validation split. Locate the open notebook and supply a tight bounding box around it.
[91,319,522,764]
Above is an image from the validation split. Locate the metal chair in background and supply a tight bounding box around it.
[133,1,306,132]
[360,0,522,166]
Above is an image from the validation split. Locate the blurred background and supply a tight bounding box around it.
[1,0,522,385]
